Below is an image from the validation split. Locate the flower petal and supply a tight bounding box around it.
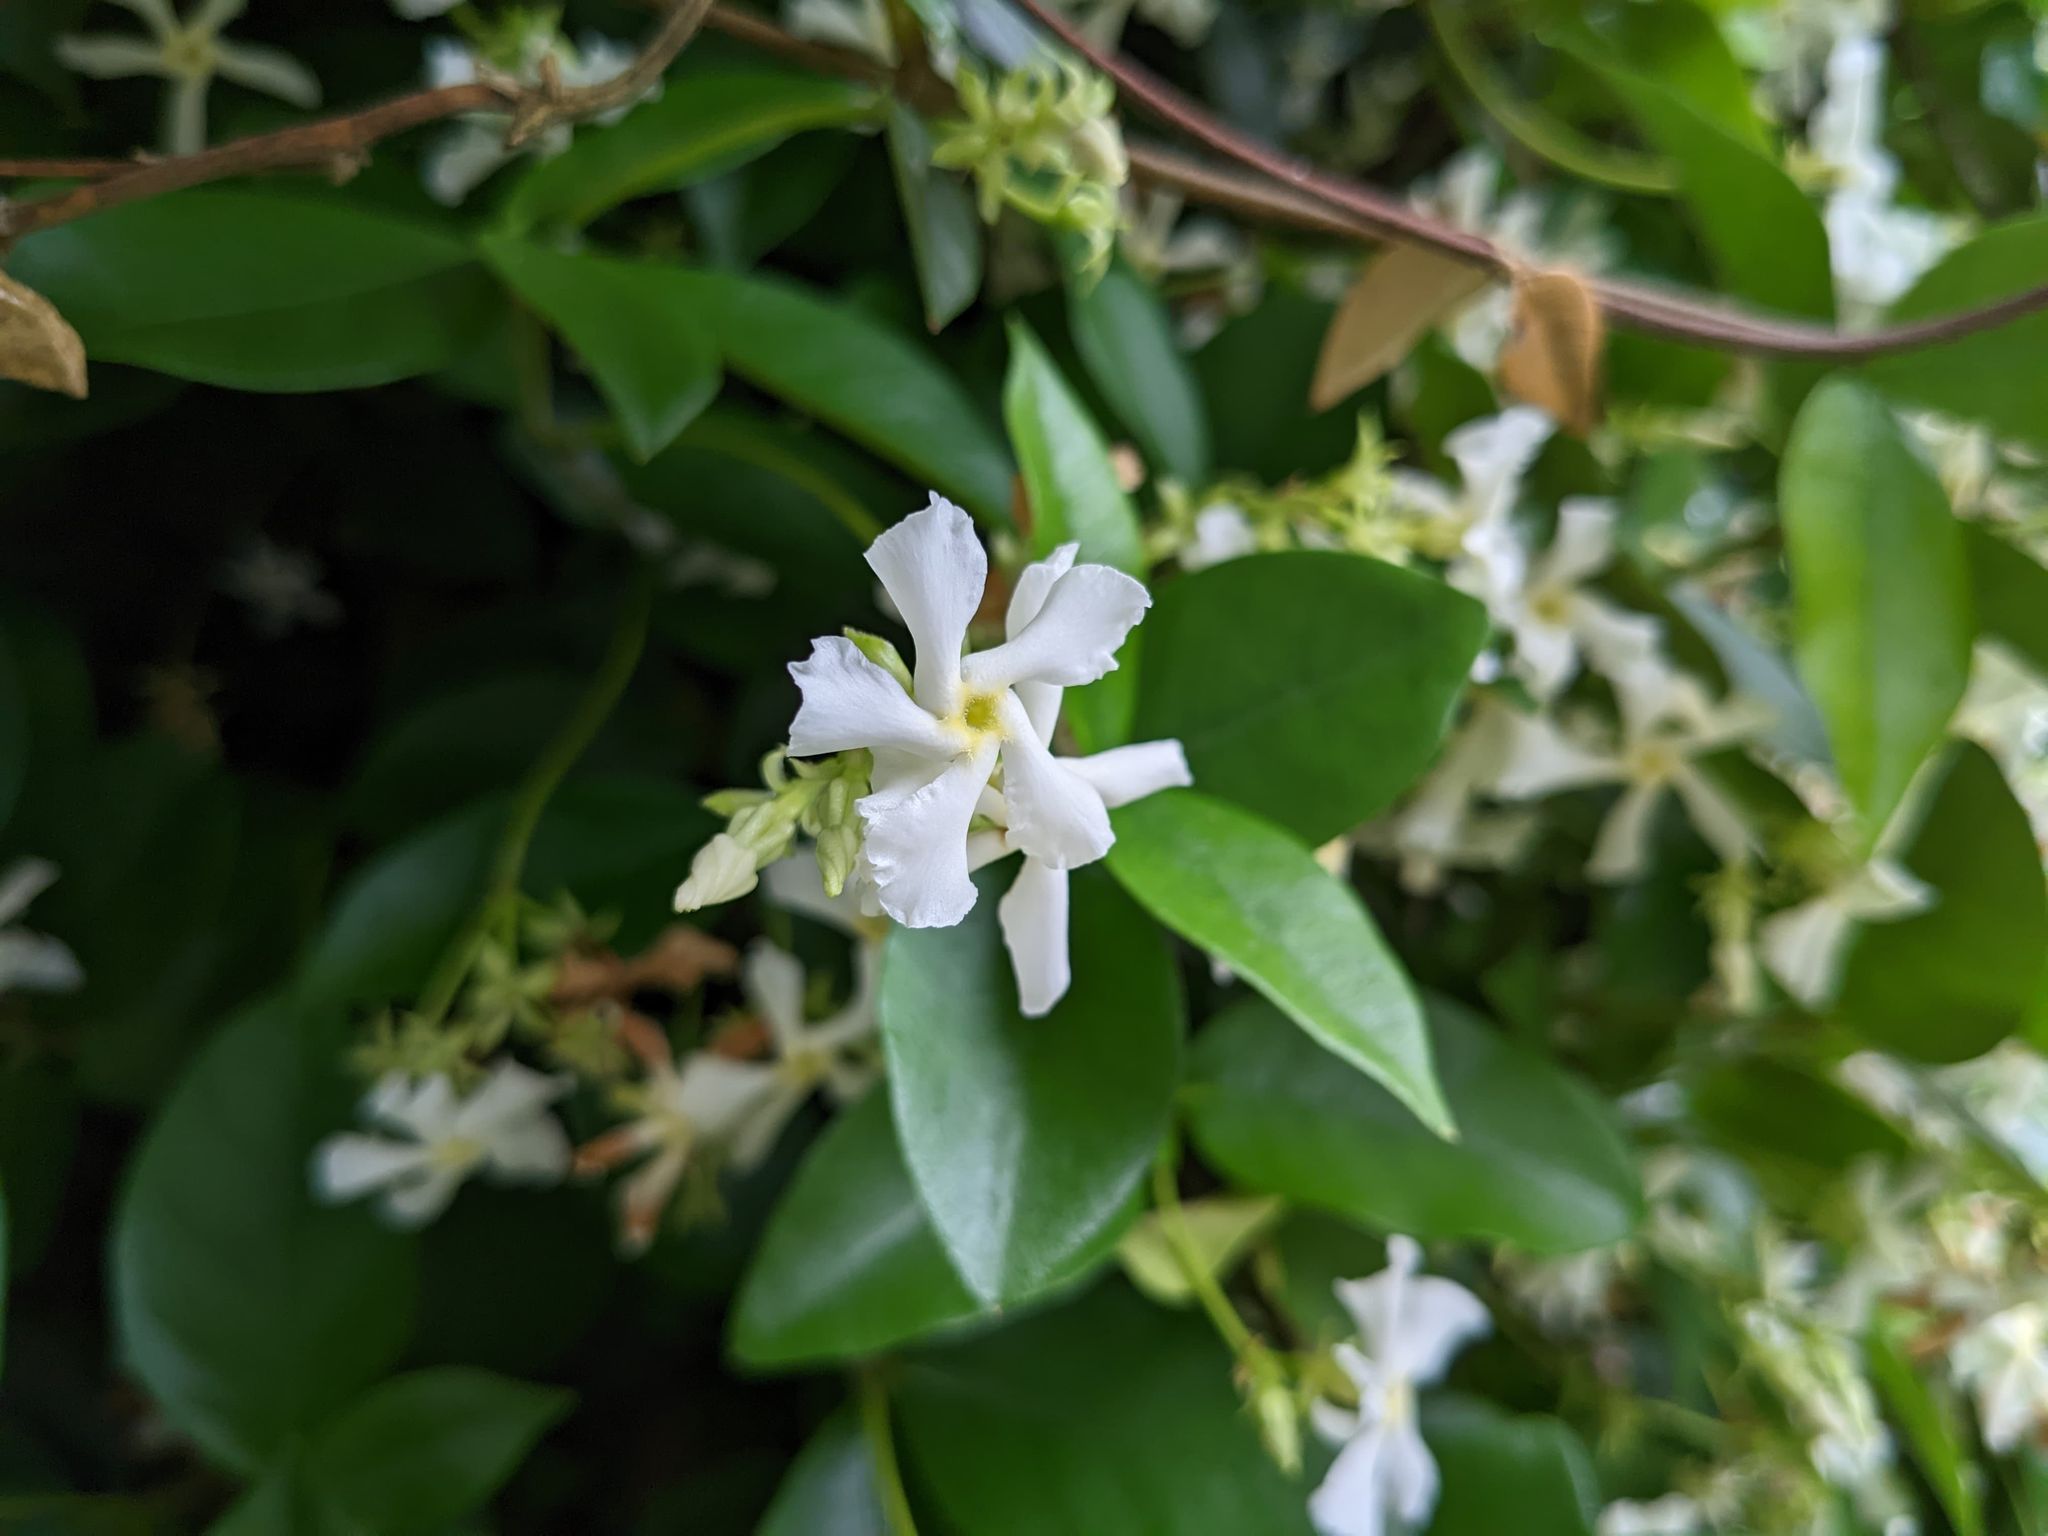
[212,40,320,107]
[1063,738,1192,809]
[381,1164,467,1227]
[453,1058,568,1140]
[727,1081,808,1173]
[1491,712,1619,798]
[1541,497,1618,588]
[1588,782,1666,882]
[0,931,83,994]
[1447,405,1551,529]
[1008,543,1079,741]
[787,635,958,759]
[422,122,511,206]
[1759,896,1853,1009]
[858,744,999,927]
[961,564,1150,693]
[673,832,760,912]
[674,1052,781,1138]
[480,1112,572,1184]
[743,940,809,1054]
[1669,765,1755,867]
[866,494,986,715]
[999,857,1070,1017]
[54,33,168,79]
[1381,1424,1441,1526]
[311,1134,430,1202]
[0,859,57,926]
[994,694,1113,869]
[164,73,209,155]
[1308,1423,1393,1536]
[761,853,867,935]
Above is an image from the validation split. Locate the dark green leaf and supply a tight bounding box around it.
[1002,319,1145,574]
[113,997,418,1471]
[7,191,498,391]
[1188,996,1639,1253]
[1066,256,1211,485]
[1108,791,1451,1137]
[886,106,981,333]
[1131,550,1487,844]
[881,867,1180,1304]
[1781,376,1973,835]
[756,1410,886,1536]
[1838,742,2048,1061]
[480,237,720,462]
[1423,1397,1599,1536]
[1963,522,2048,677]
[1689,1056,1912,1176]
[897,1283,1315,1536]
[1596,2,1768,153]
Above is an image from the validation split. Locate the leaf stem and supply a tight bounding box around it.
[1150,1139,1255,1357]
[857,1364,922,1536]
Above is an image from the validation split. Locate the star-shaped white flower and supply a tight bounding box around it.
[1759,856,1930,1008]
[58,0,319,156]
[1386,408,1554,579]
[1362,697,1533,895]
[312,1057,571,1227]
[1491,683,1763,882]
[218,536,342,638]
[1309,1236,1491,1536]
[0,859,83,997]
[787,495,1152,930]
[1953,1302,2048,1452]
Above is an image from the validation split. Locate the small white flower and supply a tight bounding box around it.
[1501,1247,1622,1338]
[0,859,83,996]
[1597,1495,1703,1536]
[783,0,896,63]
[726,938,879,1164]
[1491,684,1763,882]
[58,0,319,156]
[1952,1302,2048,1452]
[1386,407,1554,574]
[1308,1236,1491,1536]
[217,537,342,637]
[1182,501,1259,570]
[786,496,1151,930]
[312,1058,571,1227]
[1758,857,1930,1008]
[1363,697,1533,894]
[674,832,762,913]
[763,851,887,938]
[1937,1042,2048,1183]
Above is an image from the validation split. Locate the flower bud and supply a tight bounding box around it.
[673,833,759,912]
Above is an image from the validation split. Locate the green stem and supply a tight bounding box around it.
[1430,5,1677,197]
[415,569,654,1025]
[1151,1140,1256,1358]
[857,1365,922,1536]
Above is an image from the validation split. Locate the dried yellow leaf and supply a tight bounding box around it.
[0,269,87,399]
[1308,242,1488,412]
[1498,266,1605,436]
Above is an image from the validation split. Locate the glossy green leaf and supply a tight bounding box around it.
[1002,319,1145,574]
[112,997,418,1472]
[504,71,882,228]
[756,1411,886,1536]
[1838,743,2048,1061]
[1867,1320,1985,1536]
[1689,1056,1911,1176]
[1599,1,1768,152]
[1066,255,1211,485]
[1130,551,1487,844]
[886,105,981,333]
[897,1283,1315,1536]
[1866,216,2048,450]
[881,867,1180,1304]
[1963,521,2048,677]
[662,268,1014,525]
[301,1368,572,1536]
[480,237,720,462]
[1108,791,1451,1137]
[7,191,498,391]
[1188,996,1638,1253]
[1781,376,1973,836]
[1423,1397,1599,1536]
[729,1093,983,1370]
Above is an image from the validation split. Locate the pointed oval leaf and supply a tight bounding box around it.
[1003,318,1145,574]
[1065,255,1211,485]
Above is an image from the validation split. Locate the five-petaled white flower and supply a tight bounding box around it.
[1308,1235,1491,1536]
[218,536,343,637]
[786,495,1152,930]
[0,859,83,997]
[958,546,1191,1014]
[1386,407,1554,586]
[312,1057,571,1227]
[1952,1302,2048,1452]
[1759,856,1930,1008]
[1492,683,1763,882]
[58,0,319,157]
[1363,696,1533,895]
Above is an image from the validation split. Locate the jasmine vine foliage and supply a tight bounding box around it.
[10,2,2048,1535]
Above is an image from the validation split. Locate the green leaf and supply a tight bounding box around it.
[301,1368,572,1536]
[1107,791,1451,1137]
[504,70,882,229]
[7,191,498,391]
[729,1093,983,1370]
[756,1411,886,1536]
[1002,319,1145,575]
[1689,1056,1912,1177]
[880,867,1181,1305]
[1188,996,1638,1253]
[480,237,720,462]
[1866,215,2048,451]
[661,268,1014,526]
[112,997,418,1472]
[896,1283,1316,1536]
[886,105,981,333]
[1065,256,1211,485]
[1131,550,1488,844]
[1423,1397,1599,1536]
[1596,2,1769,153]
[1867,1320,1985,1536]
[1963,522,2048,677]
[1837,742,2048,1061]
[1780,377,1974,836]
[1117,1194,1285,1306]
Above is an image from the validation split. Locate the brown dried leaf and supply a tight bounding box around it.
[1308,243,1488,412]
[0,269,87,399]
[1498,266,1606,436]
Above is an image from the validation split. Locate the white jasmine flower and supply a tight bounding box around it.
[1597,1495,1703,1536]
[1759,857,1930,1008]
[1491,685,1763,882]
[1387,408,1554,576]
[783,0,896,63]
[785,496,1151,930]
[1308,1236,1491,1536]
[1363,697,1533,894]
[58,0,319,156]
[1182,502,1259,571]
[763,851,887,940]
[217,536,342,637]
[312,1058,571,1227]
[726,938,879,1164]
[1952,1302,2048,1451]
[674,832,763,913]
[1936,1042,2048,1183]
[0,859,83,996]
[1500,1247,1622,1338]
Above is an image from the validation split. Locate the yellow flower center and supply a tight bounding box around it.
[431,1135,486,1172]
[1382,1375,1415,1429]
[947,689,1009,747]
[1528,585,1572,625]
[1625,738,1683,785]
[161,26,218,79]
